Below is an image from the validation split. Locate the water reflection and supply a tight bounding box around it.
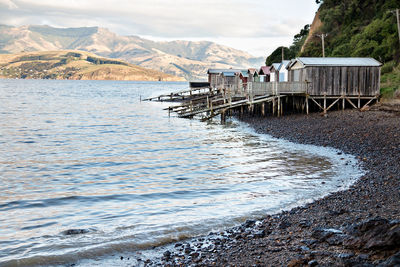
[0,80,362,266]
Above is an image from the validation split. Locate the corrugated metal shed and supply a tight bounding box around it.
[287,57,382,96]
[289,57,382,68]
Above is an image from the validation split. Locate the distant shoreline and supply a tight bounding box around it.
[0,50,186,82]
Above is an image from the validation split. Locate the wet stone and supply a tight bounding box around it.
[337,252,354,259]
[163,251,171,261]
[61,229,89,235]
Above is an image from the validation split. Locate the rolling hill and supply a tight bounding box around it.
[0,25,265,80]
[0,50,185,81]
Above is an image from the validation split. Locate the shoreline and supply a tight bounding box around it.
[148,109,400,266]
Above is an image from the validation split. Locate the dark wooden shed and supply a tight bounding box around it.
[208,69,241,89]
[287,57,382,96]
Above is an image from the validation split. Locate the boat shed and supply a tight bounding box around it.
[270,63,281,82]
[248,68,259,82]
[221,71,239,88]
[278,60,291,82]
[208,69,241,88]
[287,57,382,96]
[259,66,271,82]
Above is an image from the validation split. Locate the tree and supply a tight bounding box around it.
[265,47,295,66]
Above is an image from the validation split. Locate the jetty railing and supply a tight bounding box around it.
[222,81,308,99]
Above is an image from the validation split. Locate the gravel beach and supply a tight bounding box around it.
[154,109,400,266]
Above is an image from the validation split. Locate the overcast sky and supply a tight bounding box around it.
[0,0,319,57]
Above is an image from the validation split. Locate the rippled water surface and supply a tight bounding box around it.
[0,80,363,266]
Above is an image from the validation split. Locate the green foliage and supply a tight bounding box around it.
[86,56,128,66]
[381,63,400,98]
[303,0,400,63]
[382,61,396,74]
[265,47,295,66]
[66,52,82,58]
[265,25,310,65]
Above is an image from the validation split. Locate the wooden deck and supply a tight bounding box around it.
[146,81,379,121]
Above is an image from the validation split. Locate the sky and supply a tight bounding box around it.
[0,0,319,57]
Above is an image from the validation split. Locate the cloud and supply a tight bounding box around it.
[0,0,18,9]
[0,0,318,55]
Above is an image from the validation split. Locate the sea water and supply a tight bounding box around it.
[0,79,363,266]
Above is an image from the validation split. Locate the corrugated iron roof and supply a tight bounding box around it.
[239,70,249,77]
[222,71,236,77]
[289,57,382,68]
[278,60,291,71]
[270,63,281,71]
[207,69,242,74]
[248,68,258,75]
[259,66,271,75]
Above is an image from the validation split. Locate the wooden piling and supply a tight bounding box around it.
[261,102,265,117]
[306,95,309,115]
[277,96,281,118]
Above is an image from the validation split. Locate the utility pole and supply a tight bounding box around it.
[316,33,328,57]
[281,46,284,61]
[389,8,400,47]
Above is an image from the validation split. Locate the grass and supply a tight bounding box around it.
[381,61,400,99]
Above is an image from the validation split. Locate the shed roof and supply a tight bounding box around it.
[259,66,271,75]
[288,57,382,69]
[278,60,291,71]
[222,71,237,77]
[238,70,249,78]
[270,63,281,71]
[248,68,258,75]
[207,68,242,74]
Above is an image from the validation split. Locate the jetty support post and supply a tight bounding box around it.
[306,94,309,115]
[221,109,226,123]
[277,96,281,118]
[272,97,276,116]
[342,90,346,110]
[261,102,265,117]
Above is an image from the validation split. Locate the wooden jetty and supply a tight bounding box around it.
[143,83,213,102]
[146,57,382,122]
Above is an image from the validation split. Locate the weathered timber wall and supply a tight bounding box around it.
[288,66,380,96]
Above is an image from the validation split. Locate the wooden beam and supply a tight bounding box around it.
[345,97,358,109]
[309,96,324,111]
[326,97,341,111]
[361,97,377,110]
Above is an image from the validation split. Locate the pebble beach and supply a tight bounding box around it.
[154,108,400,266]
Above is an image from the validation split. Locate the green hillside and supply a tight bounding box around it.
[266,0,400,98]
[0,51,185,81]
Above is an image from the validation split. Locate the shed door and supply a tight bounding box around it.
[293,70,300,82]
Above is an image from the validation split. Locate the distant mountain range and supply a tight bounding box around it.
[0,25,265,80]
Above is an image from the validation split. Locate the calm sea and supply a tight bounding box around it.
[0,80,363,266]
